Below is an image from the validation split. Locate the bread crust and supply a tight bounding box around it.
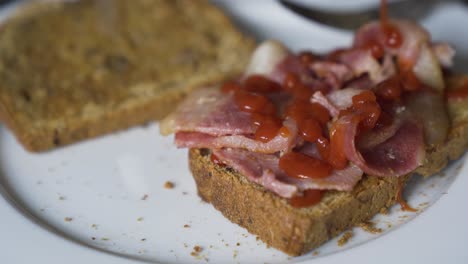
[190,148,407,256]
[188,76,468,256]
[0,0,255,151]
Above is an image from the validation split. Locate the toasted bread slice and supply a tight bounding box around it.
[0,0,254,151]
[188,76,468,256]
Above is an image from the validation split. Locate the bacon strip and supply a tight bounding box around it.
[175,119,300,154]
[311,88,364,117]
[160,88,255,136]
[213,148,363,198]
[353,20,448,91]
[338,50,395,84]
[337,115,425,177]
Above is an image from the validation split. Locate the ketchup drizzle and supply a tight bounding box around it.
[397,178,418,212]
[216,0,429,208]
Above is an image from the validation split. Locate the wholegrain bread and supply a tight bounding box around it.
[188,76,468,256]
[0,0,254,151]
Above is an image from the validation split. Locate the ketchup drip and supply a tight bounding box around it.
[290,190,324,208]
[379,0,426,92]
[380,0,403,49]
[222,75,285,143]
[397,178,418,212]
[379,0,389,26]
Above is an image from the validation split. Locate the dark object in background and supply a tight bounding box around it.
[0,0,13,6]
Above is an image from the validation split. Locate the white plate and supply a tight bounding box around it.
[1,1,468,263]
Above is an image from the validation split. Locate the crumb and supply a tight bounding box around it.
[141,194,148,200]
[225,243,229,247]
[141,238,147,242]
[236,242,240,246]
[379,207,389,215]
[387,223,393,228]
[184,243,188,248]
[91,237,96,240]
[137,217,144,222]
[184,224,190,228]
[194,245,203,253]
[58,196,66,201]
[209,245,213,249]
[418,202,429,208]
[256,236,260,241]
[190,245,203,257]
[182,191,188,195]
[164,181,175,189]
[91,224,98,229]
[313,251,319,256]
[101,238,109,241]
[64,217,73,222]
[337,231,353,247]
[358,221,383,234]
[233,250,238,258]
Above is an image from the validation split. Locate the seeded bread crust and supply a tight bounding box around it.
[188,76,468,256]
[0,0,254,151]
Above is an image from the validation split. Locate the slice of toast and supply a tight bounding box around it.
[188,76,468,256]
[0,0,254,151]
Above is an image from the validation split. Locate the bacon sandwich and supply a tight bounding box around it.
[161,14,468,256]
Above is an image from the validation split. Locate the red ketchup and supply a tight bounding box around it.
[220,70,387,208]
[289,190,324,208]
[380,0,403,49]
[397,178,417,212]
[210,153,225,167]
[217,0,424,208]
